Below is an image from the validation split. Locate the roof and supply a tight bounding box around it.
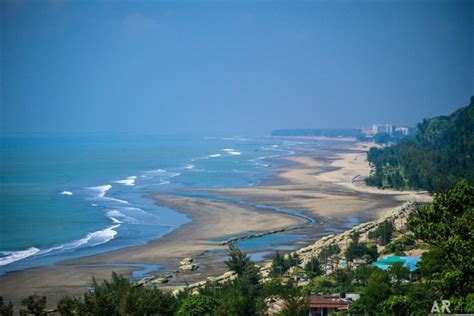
[372,256,421,271]
[308,295,351,309]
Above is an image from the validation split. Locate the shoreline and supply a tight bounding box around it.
[0,140,431,305]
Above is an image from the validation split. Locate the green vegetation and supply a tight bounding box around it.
[367,220,394,245]
[270,251,301,278]
[304,256,322,276]
[345,232,378,263]
[224,243,254,276]
[409,180,474,297]
[366,96,474,192]
[0,297,13,316]
[380,234,417,255]
[20,294,47,316]
[177,295,218,316]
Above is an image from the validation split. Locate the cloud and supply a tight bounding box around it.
[123,12,162,32]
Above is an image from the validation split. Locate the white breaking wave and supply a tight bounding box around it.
[87,184,112,198]
[221,148,242,156]
[40,224,120,256]
[115,176,137,186]
[0,247,41,266]
[209,154,222,158]
[109,217,124,224]
[184,164,195,169]
[60,191,73,196]
[86,184,129,204]
[107,210,140,224]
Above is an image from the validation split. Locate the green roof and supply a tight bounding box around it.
[374,256,406,265]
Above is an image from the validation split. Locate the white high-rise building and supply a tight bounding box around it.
[372,124,395,135]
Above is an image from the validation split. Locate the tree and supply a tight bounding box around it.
[224,243,253,276]
[379,295,415,315]
[366,97,474,192]
[333,269,354,293]
[409,180,474,297]
[353,269,393,314]
[353,265,378,286]
[20,295,47,316]
[57,296,78,316]
[345,233,378,262]
[388,262,410,285]
[304,256,322,276]
[288,252,301,267]
[374,132,391,144]
[270,251,290,277]
[279,291,308,316]
[368,220,394,245]
[178,294,218,316]
[0,297,13,316]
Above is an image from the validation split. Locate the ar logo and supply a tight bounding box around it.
[431,300,451,314]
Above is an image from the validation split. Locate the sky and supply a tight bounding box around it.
[1,0,473,135]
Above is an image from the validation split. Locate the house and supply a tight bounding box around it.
[352,258,367,266]
[308,295,351,316]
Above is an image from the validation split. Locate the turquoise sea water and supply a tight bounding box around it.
[1,134,309,274]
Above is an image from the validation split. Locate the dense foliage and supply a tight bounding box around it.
[409,180,474,297]
[345,233,378,263]
[367,220,394,245]
[366,96,474,192]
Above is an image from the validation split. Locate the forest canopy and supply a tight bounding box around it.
[366,96,474,192]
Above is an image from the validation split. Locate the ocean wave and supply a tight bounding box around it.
[86,184,129,204]
[0,247,40,266]
[209,154,222,158]
[115,176,137,186]
[184,164,195,169]
[60,191,73,196]
[40,224,120,256]
[221,148,242,156]
[109,217,124,224]
[87,184,112,198]
[107,210,141,224]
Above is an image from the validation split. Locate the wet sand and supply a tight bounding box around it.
[0,140,431,306]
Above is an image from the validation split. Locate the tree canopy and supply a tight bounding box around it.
[366,96,474,192]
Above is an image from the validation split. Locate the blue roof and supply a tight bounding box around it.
[372,256,421,272]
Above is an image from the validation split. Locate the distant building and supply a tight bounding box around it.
[395,126,414,136]
[308,295,352,315]
[372,124,396,136]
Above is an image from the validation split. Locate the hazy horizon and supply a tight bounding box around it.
[1,0,473,134]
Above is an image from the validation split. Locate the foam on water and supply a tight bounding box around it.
[39,224,121,256]
[60,191,73,196]
[87,184,112,198]
[115,176,137,186]
[86,184,129,204]
[107,209,141,224]
[209,154,221,158]
[0,247,41,266]
[221,148,241,155]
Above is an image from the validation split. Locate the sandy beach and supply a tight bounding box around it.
[0,140,431,306]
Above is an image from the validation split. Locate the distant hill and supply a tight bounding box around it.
[366,96,474,192]
[271,128,361,138]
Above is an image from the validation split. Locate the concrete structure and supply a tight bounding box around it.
[395,126,414,136]
[372,124,396,135]
[308,295,351,315]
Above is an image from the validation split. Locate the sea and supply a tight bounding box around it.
[0,133,326,275]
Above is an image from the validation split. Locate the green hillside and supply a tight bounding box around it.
[366,96,474,192]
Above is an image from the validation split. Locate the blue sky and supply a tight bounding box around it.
[1,0,473,134]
